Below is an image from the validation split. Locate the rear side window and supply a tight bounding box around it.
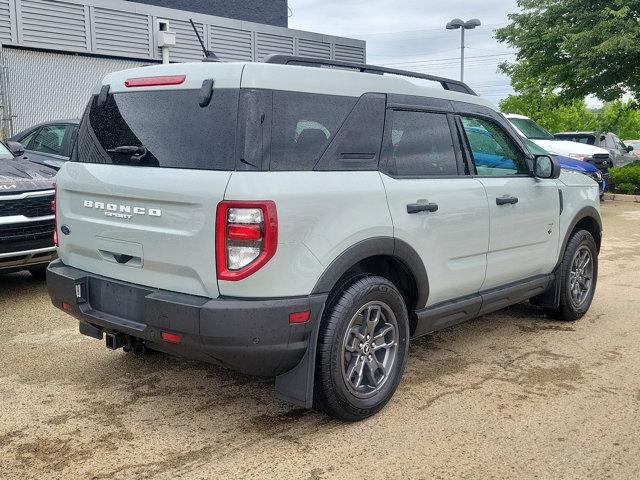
[270,92,356,171]
[73,89,238,170]
[389,110,458,176]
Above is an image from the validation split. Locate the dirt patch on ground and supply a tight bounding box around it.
[1,201,640,479]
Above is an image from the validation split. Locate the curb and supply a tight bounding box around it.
[603,193,640,203]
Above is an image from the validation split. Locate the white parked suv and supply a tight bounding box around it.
[504,113,612,169]
[47,56,602,421]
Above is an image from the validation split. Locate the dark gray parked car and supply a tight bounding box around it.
[0,139,57,277]
[9,120,79,170]
[555,131,637,168]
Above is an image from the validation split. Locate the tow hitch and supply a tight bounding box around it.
[104,332,150,355]
[105,332,126,350]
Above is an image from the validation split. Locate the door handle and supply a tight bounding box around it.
[407,202,438,214]
[496,195,518,206]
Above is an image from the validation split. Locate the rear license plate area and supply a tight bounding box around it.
[88,277,152,322]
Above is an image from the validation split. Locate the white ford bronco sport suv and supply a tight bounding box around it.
[47,55,601,421]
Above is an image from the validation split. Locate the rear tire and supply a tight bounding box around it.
[314,275,409,421]
[548,230,598,321]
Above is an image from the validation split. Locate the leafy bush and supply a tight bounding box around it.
[610,162,640,195]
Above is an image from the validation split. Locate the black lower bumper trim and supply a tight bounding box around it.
[47,260,327,377]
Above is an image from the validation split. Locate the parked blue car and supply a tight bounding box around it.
[520,137,605,197]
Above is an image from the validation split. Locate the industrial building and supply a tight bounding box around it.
[0,0,366,137]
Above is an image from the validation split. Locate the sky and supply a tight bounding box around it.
[288,0,520,106]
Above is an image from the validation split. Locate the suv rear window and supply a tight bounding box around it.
[73,89,238,170]
[270,92,357,171]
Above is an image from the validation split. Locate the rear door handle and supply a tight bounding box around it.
[496,195,518,206]
[407,202,438,214]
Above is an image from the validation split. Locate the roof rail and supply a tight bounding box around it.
[263,54,477,96]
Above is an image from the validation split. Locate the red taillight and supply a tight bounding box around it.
[52,182,58,247]
[161,331,181,344]
[215,201,277,281]
[124,75,186,88]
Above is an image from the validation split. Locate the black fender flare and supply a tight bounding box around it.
[276,237,429,408]
[557,206,602,268]
[311,236,429,309]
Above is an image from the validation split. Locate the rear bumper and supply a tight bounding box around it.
[47,260,327,377]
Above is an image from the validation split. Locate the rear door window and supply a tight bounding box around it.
[74,89,238,170]
[388,110,458,176]
[270,92,356,171]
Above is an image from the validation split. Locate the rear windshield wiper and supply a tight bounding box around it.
[105,145,157,166]
[106,145,147,156]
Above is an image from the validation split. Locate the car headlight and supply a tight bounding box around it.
[569,154,588,161]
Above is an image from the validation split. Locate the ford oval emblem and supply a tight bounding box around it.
[61,225,71,235]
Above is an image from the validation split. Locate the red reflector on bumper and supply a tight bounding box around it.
[289,311,311,324]
[161,331,181,344]
[125,75,186,87]
[62,302,72,312]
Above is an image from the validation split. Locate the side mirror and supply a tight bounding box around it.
[626,145,634,153]
[533,155,560,179]
[6,141,25,157]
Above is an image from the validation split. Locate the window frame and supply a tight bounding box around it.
[19,127,41,151]
[455,113,534,178]
[380,103,467,179]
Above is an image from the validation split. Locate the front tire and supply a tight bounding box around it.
[314,276,409,421]
[549,230,598,321]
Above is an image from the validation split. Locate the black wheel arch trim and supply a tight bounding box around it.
[557,206,602,268]
[310,236,430,309]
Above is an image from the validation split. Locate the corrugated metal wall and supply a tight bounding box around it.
[0,0,366,136]
[0,0,366,64]
[3,47,146,133]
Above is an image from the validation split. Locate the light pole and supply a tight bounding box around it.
[446,18,481,82]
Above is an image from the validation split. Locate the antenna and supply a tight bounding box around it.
[189,19,221,62]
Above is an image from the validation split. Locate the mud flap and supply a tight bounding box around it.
[274,304,325,409]
[530,269,560,309]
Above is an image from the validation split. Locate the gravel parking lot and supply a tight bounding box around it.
[1,200,639,479]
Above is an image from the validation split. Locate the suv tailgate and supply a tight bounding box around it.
[56,163,229,298]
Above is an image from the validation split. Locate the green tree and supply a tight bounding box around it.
[496,0,640,102]
[600,100,640,139]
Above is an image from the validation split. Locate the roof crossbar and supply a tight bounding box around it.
[263,54,477,96]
